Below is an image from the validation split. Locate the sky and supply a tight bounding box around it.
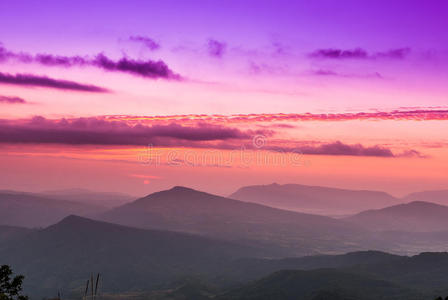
[0,0,447,197]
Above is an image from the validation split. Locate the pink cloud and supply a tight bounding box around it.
[0,116,256,145]
[0,116,423,158]
[105,109,448,124]
[263,141,424,158]
[0,95,27,104]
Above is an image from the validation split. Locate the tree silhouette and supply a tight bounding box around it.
[0,265,28,300]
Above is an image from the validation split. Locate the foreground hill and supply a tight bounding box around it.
[230,183,398,215]
[219,250,448,292]
[0,225,33,246]
[101,186,368,256]
[403,189,448,206]
[219,269,422,300]
[0,191,106,227]
[345,201,448,232]
[350,252,448,292]
[219,251,448,300]
[0,215,263,299]
[219,251,402,284]
[3,223,448,300]
[95,250,448,299]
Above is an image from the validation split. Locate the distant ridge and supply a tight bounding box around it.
[345,201,448,231]
[403,189,448,206]
[230,183,398,215]
[40,188,135,208]
[0,191,106,227]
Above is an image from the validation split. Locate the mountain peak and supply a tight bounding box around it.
[169,186,197,193]
[131,186,201,203]
[55,214,92,226]
[133,186,211,205]
[46,215,129,234]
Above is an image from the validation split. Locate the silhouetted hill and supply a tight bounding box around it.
[3,220,448,300]
[230,183,398,215]
[0,191,106,227]
[219,251,402,284]
[0,215,263,299]
[219,250,448,293]
[218,269,422,300]
[0,225,33,246]
[345,201,448,231]
[403,190,448,206]
[101,186,369,256]
[40,188,135,208]
[350,252,448,291]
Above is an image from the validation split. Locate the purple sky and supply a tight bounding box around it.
[2,1,447,51]
[0,0,447,196]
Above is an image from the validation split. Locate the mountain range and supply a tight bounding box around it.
[3,184,448,255]
[2,183,448,299]
[101,186,369,256]
[229,183,448,218]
